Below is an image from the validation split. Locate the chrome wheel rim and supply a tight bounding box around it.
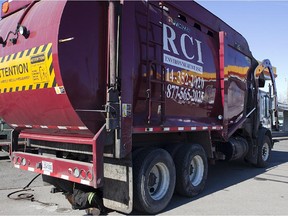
[189,155,204,186]
[147,162,170,200]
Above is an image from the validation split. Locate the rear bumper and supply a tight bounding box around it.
[12,151,96,187]
[11,124,106,188]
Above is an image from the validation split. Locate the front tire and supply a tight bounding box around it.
[174,144,208,197]
[133,148,176,214]
[256,135,272,168]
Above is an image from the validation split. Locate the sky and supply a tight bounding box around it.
[0,0,287,102]
[197,1,288,103]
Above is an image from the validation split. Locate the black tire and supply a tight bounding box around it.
[164,144,184,159]
[132,147,144,159]
[174,144,208,197]
[133,148,176,214]
[256,135,272,168]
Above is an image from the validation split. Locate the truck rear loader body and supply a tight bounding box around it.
[0,0,278,214]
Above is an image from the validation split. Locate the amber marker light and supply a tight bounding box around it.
[2,1,9,14]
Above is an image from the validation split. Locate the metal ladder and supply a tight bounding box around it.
[145,1,166,124]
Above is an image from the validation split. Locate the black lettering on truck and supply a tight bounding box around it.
[0,63,29,78]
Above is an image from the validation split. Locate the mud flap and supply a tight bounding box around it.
[103,155,132,214]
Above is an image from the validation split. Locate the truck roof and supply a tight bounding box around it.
[171,1,253,58]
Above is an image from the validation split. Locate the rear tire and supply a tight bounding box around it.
[256,135,272,168]
[164,144,183,159]
[174,144,208,197]
[133,148,176,214]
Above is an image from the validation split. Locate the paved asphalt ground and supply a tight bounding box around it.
[0,137,288,215]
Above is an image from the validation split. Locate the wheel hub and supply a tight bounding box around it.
[147,162,170,200]
[262,142,269,161]
[189,155,204,186]
[148,173,157,188]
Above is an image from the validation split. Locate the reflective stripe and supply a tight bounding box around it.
[10,124,89,130]
[80,179,90,185]
[61,175,69,180]
[28,167,35,172]
[88,192,95,205]
[133,125,223,133]
[43,171,51,175]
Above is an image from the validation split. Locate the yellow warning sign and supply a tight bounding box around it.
[0,43,57,93]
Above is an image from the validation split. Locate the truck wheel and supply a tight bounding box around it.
[174,144,208,197]
[133,148,176,214]
[164,144,184,159]
[256,135,272,168]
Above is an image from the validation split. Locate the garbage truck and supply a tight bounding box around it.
[0,0,278,214]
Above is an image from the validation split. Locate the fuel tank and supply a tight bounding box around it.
[0,1,108,136]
